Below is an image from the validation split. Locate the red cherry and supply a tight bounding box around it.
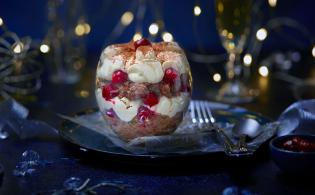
[143,92,159,107]
[134,38,151,50]
[163,68,178,85]
[112,70,128,83]
[102,84,119,100]
[137,106,154,122]
[106,108,115,118]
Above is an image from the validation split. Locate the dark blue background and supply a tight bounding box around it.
[0,0,314,55]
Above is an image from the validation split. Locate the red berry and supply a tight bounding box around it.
[137,106,154,122]
[163,68,178,85]
[112,70,128,83]
[106,108,115,118]
[134,38,151,50]
[143,92,159,107]
[102,84,119,100]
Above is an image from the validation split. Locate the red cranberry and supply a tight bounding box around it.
[102,84,119,100]
[112,70,128,83]
[106,108,115,118]
[137,106,154,122]
[143,92,159,107]
[281,137,315,152]
[134,38,151,50]
[163,68,178,85]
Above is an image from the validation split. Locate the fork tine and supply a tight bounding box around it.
[200,101,209,124]
[195,101,204,124]
[189,101,197,123]
[205,101,215,123]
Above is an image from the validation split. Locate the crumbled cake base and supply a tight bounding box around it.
[104,112,184,141]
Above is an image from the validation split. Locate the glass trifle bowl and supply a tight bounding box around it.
[95,38,192,141]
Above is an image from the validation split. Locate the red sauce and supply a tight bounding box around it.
[280,137,315,152]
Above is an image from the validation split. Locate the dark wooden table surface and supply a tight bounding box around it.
[0,54,314,195]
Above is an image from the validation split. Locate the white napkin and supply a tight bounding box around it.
[277,99,315,136]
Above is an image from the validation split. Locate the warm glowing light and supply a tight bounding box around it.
[259,66,269,77]
[162,32,173,42]
[243,53,252,66]
[40,44,50,53]
[79,90,89,98]
[75,24,85,36]
[218,2,224,13]
[227,32,233,39]
[149,23,159,35]
[213,73,221,82]
[268,0,277,7]
[121,11,134,26]
[256,28,268,41]
[83,23,91,34]
[194,5,202,16]
[312,45,315,58]
[13,42,23,54]
[0,17,3,26]
[221,29,228,36]
[133,32,142,41]
[227,42,235,50]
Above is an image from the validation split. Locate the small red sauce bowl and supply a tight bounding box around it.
[270,134,315,174]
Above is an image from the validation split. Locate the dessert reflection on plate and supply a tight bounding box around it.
[95,38,192,141]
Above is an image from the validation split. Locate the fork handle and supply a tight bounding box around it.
[215,127,236,153]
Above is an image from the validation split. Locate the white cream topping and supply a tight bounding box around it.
[103,45,119,57]
[135,47,156,60]
[161,53,189,74]
[95,88,113,111]
[112,97,141,122]
[127,59,164,83]
[153,93,189,117]
[97,57,124,80]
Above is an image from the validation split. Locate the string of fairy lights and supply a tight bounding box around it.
[192,0,314,83]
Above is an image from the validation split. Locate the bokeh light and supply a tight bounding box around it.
[40,44,50,53]
[243,54,252,66]
[121,11,134,26]
[149,23,159,35]
[256,28,268,41]
[259,66,269,77]
[213,73,222,82]
[133,32,142,41]
[268,0,277,7]
[162,32,173,42]
[194,6,202,16]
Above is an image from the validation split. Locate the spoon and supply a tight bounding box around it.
[232,118,261,152]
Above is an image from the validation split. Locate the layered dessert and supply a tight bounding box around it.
[95,38,192,141]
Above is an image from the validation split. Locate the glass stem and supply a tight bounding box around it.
[226,52,241,81]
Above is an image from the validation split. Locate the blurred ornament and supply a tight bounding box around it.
[43,0,88,84]
[0,23,42,100]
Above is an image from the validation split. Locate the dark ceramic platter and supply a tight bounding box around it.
[59,101,271,159]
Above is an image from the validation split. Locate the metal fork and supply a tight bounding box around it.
[189,100,240,156]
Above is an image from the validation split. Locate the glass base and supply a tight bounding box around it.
[215,80,258,104]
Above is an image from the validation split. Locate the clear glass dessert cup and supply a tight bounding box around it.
[95,38,192,141]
